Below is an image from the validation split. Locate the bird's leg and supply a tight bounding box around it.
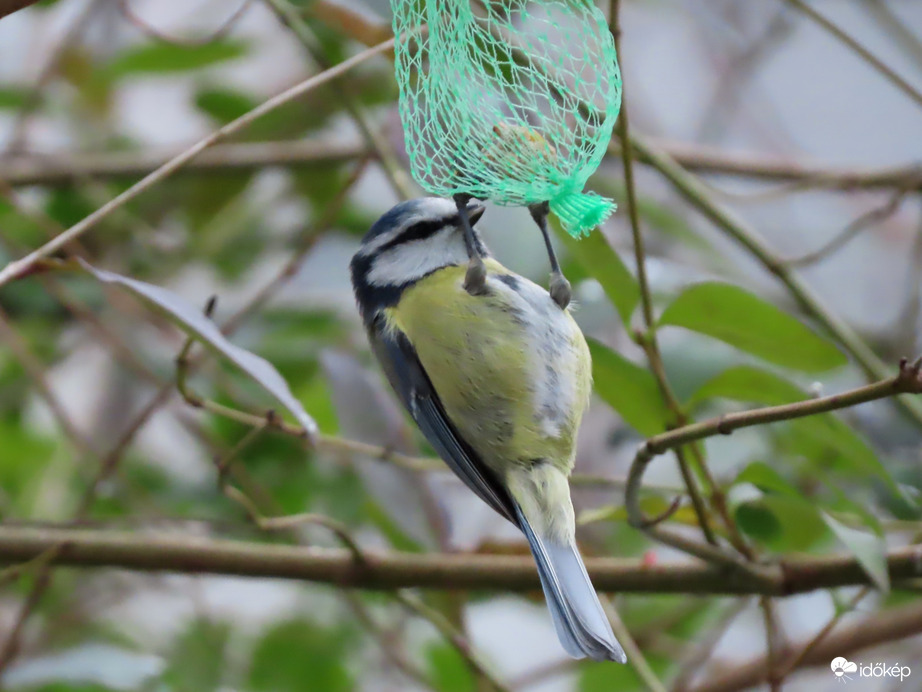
[528,201,571,309]
[454,193,487,296]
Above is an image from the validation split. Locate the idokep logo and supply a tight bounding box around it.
[831,658,857,682]
[830,657,911,683]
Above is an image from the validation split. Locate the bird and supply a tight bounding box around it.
[350,197,626,663]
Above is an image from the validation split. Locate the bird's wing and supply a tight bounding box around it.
[368,315,517,524]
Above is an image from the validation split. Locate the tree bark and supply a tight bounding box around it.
[0,0,43,21]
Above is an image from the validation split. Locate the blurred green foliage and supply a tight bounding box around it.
[0,4,919,692]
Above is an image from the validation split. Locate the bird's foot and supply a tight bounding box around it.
[464,257,488,296]
[549,271,571,310]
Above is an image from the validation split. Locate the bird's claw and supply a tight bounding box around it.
[549,272,571,310]
[464,257,488,296]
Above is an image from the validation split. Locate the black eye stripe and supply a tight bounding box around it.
[376,218,455,253]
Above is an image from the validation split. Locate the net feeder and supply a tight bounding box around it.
[393,0,622,307]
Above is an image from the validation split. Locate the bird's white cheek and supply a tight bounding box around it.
[366,231,469,286]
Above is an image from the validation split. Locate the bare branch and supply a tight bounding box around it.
[627,359,922,533]
[4,525,922,595]
[628,134,922,429]
[0,37,397,288]
[0,0,41,20]
[3,140,367,187]
[688,598,922,692]
[784,0,922,112]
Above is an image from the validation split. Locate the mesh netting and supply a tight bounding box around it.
[392,0,622,237]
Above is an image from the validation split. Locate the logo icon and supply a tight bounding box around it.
[831,657,857,682]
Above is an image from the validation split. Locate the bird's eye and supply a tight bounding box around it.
[399,220,446,243]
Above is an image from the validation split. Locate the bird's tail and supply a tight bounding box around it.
[515,504,626,663]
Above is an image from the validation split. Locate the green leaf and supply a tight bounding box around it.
[0,422,57,514]
[106,40,249,78]
[248,619,354,692]
[823,513,889,592]
[0,86,29,109]
[782,415,896,489]
[162,618,230,691]
[579,657,668,692]
[659,282,847,372]
[735,461,802,497]
[730,488,827,552]
[194,87,258,124]
[554,222,639,327]
[78,260,317,437]
[588,339,669,436]
[730,470,831,551]
[687,365,805,408]
[425,642,476,692]
[692,367,897,490]
[734,499,782,543]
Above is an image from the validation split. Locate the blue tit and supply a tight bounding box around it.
[350,197,625,663]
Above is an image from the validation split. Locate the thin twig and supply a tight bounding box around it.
[687,596,922,692]
[0,568,53,672]
[396,592,511,692]
[341,592,435,688]
[117,0,252,46]
[610,0,719,549]
[783,0,922,111]
[0,37,397,288]
[671,598,751,691]
[628,134,922,429]
[776,587,870,681]
[860,0,922,72]
[784,186,915,267]
[264,0,414,200]
[2,0,103,153]
[3,140,366,187]
[626,357,922,531]
[219,155,371,333]
[759,596,783,691]
[600,599,666,692]
[0,0,42,20]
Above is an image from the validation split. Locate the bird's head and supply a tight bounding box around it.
[350,197,486,318]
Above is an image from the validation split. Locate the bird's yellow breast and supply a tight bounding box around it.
[384,259,591,477]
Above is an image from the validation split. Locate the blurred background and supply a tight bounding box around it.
[1,0,922,690]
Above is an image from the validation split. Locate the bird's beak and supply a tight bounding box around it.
[466,201,486,225]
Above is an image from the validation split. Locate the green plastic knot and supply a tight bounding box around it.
[550,191,617,238]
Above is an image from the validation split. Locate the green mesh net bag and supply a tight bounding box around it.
[392,0,622,237]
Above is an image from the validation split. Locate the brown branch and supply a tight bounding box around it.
[777,587,870,681]
[4,525,922,595]
[688,599,922,692]
[8,137,922,192]
[784,0,922,112]
[611,0,727,566]
[396,592,510,692]
[627,358,922,532]
[783,184,914,267]
[0,37,396,288]
[627,133,922,429]
[3,140,367,187]
[117,0,252,46]
[623,138,922,191]
[0,0,41,20]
